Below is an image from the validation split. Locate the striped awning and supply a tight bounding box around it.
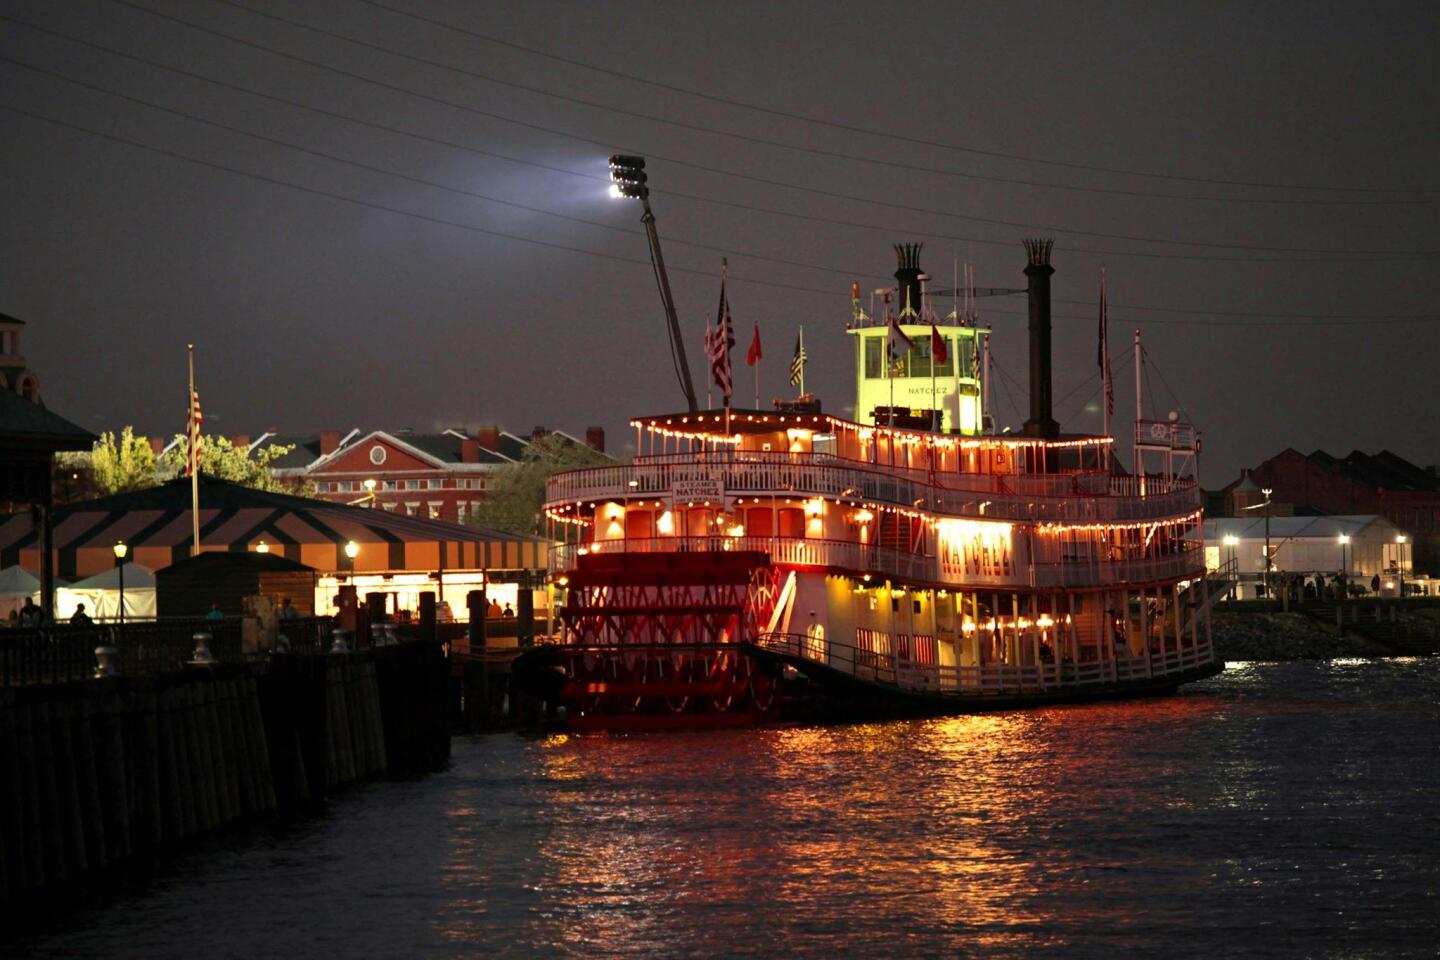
[0,477,549,580]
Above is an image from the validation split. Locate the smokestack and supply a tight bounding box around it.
[585,426,605,453]
[1022,239,1059,440]
[893,243,924,316]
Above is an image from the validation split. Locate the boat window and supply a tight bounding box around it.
[933,338,955,377]
[910,338,931,378]
[813,433,836,456]
[864,335,885,379]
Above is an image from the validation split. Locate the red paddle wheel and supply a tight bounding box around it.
[557,550,782,730]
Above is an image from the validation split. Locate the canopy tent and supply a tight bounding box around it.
[0,475,549,581]
[56,562,156,621]
[0,564,40,617]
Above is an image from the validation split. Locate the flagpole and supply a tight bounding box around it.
[1100,267,1112,472]
[754,333,760,409]
[705,312,713,410]
[798,325,805,396]
[188,343,200,558]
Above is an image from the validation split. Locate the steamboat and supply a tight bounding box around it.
[525,240,1223,729]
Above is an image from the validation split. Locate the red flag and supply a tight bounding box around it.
[930,324,948,365]
[746,322,762,367]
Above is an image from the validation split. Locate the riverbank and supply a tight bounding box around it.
[1211,607,1440,661]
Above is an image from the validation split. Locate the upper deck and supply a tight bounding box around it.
[548,410,1199,525]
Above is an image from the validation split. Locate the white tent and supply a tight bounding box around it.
[0,565,39,618]
[56,562,157,621]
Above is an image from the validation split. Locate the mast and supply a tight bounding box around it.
[1134,328,1144,494]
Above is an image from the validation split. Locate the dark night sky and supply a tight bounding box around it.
[3,0,1437,485]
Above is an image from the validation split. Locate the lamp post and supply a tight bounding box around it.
[1222,534,1238,600]
[609,154,698,412]
[1338,533,1350,601]
[1397,534,1408,599]
[344,540,359,580]
[1261,487,1273,598]
[112,540,127,625]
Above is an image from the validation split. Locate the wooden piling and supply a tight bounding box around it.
[50,697,87,879]
[34,702,66,885]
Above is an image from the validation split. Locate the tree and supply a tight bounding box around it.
[160,435,313,495]
[469,433,612,535]
[87,427,159,496]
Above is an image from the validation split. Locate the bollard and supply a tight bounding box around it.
[190,631,217,666]
[94,645,119,678]
[330,629,352,655]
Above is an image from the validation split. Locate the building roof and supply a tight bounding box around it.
[0,475,549,579]
[0,389,96,450]
[404,432,510,465]
[0,313,24,326]
[1204,514,1402,541]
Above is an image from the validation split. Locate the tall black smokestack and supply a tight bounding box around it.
[894,243,923,316]
[1022,239,1059,439]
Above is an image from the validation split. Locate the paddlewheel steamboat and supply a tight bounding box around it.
[528,240,1222,729]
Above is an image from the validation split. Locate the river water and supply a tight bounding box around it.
[9,658,1438,958]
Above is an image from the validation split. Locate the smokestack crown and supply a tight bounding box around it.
[893,243,924,317]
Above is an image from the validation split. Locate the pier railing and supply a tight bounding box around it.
[0,619,246,685]
[547,452,1200,524]
[753,631,1215,698]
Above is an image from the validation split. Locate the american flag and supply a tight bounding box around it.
[705,270,735,400]
[1099,270,1113,417]
[187,386,203,477]
[789,332,806,385]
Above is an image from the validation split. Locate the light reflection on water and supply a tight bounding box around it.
[10,659,1439,959]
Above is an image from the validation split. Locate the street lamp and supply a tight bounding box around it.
[609,154,698,412]
[1397,534,1408,598]
[254,539,270,554]
[1261,488,1273,597]
[344,540,359,580]
[1338,533,1350,600]
[1222,534,1238,599]
[112,540,128,625]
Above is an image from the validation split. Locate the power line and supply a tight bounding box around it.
[352,0,1438,199]
[5,13,1433,265]
[14,54,1438,330]
[110,0,1440,210]
[0,54,891,282]
[5,102,1437,329]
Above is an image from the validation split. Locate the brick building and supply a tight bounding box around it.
[265,425,608,523]
[1217,449,1439,573]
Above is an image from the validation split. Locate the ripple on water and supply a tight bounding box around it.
[8,659,1438,959]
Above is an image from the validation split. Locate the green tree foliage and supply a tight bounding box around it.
[469,433,611,535]
[160,435,311,495]
[87,427,159,496]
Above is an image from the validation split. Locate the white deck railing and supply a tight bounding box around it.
[754,631,1216,697]
[551,535,1204,589]
[546,453,1200,524]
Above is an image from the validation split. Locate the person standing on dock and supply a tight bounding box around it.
[70,603,94,627]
